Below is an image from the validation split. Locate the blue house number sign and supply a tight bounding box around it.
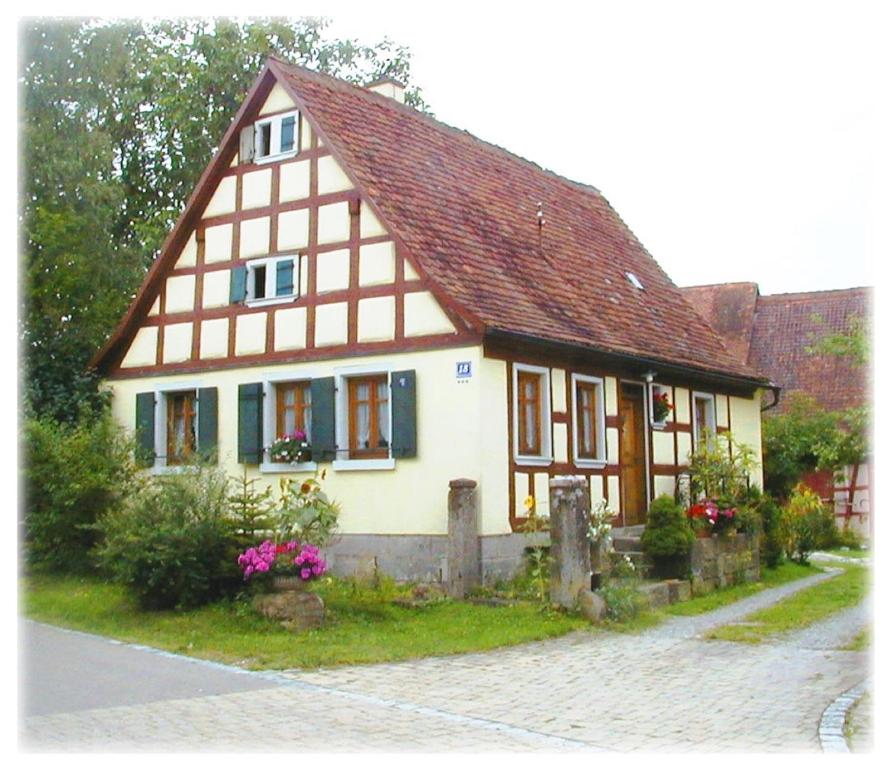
[456,361,472,379]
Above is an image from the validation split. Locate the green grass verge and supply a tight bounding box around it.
[706,564,869,644]
[820,548,871,559]
[663,561,817,617]
[22,574,587,670]
[841,627,871,651]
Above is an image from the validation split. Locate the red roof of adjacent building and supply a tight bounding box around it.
[271,60,764,383]
[682,283,871,413]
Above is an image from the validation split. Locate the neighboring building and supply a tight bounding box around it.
[683,283,872,535]
[92,57,770,581]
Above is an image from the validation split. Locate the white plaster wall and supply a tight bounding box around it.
[204,224,233,263]
[107,345,487,536]
[259,83,296,115]
[677,431,693,465]
[203,176,237,218]
[553,423,569,463]
[274,306,307,351]
[239,217,270,259]
[314,302,348,346]
[513,473,530,519]
[652,430,675,465]
[279,160,310,202]
[316,155,353,195]
[654,475,676,498]
[404,291,456,337]
[163,323,193,364]
[241,169,272,210]
[358,241,395,286]
[300,121,312,151]
[175,232,198,269]
[478,355,510,535]
[551,368,567,412]
[674,386,691,423]
[606,427,620,464]
[716,394,730,428]
[164,275,195,315]
[357,296,395,342]
[605,377,618,416]
[315,249,350,293]
[278,208,310,251]
[235,313,267,356]
[147,297,160,317]
[200,318,229,359]
[589,475,605,506]
[404,258,420,281]
[317,202,351,245]
[607,475,621,514]
[202,270,230,309]
[359,203,387,239]
[534,472,550,517]
[729,391,764,488]
[120,326,158,368]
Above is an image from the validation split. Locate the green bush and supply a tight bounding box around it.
[782,484,826,565]
[95,464,242,610]
[641,495,695,579]
[757,494,786,568]
[23,411,136,572]
[600,555,644,622]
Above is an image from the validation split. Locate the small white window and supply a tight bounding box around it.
[254,110,300,163]
[625,271,644,290]
[571,374,605,466]
[245,254,299,307]
[692,392,716,448]
[512,363,553,466]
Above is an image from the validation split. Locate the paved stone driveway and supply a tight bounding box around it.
[22,570,870,752]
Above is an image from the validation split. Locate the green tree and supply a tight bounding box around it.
[21,18,427,423]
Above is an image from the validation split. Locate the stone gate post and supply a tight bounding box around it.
[447,478,480,598]
[549,476,591,608]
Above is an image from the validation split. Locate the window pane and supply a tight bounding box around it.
[280,115,295,152]
[253,265,267,299]
[377,379,389,447]
[356,402,370,448]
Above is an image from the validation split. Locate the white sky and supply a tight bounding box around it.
[321,1,883,296]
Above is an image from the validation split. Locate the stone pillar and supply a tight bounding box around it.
[549,476,591,608]
[447,478,480,598]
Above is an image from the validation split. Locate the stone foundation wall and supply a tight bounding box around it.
[690,533,760,593]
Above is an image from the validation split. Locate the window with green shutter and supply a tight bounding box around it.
[197,387,219,462]
[238,383,264,464]
[237,255,299,306]
[390,370,417,459]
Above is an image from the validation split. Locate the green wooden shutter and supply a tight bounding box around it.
[135,391,156,467]
[390,370,417,458]
[230,265,247,303]
[275,259,294,296]
[197,387,218,461]
[238,383,263,464]
[310,377,336,461]
[280,115,296,152]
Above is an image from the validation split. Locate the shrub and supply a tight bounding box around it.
[95,464,242,609]
[782,484,826,565]
[600,555,644,622]
[23,411,136,572]
[757,494,786,568]
[273,473,340,547]
[641,495,694,578]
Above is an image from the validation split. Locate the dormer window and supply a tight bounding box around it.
[253,110,300,162]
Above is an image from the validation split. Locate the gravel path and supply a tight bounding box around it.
[647,567,839,640]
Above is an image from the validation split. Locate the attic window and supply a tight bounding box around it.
[253,110,300,162]
[625,272,645,290]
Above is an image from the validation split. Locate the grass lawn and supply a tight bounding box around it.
[820,547,871,559]
[842,627,871,651]
[663,561,817,617]
[706,564,869,644]
[22,574,587,670]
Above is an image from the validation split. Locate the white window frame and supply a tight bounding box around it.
[692,391,717,449]
[254,110,300,164]
[245,253,300,308]
[571,373,606,468]
[649,383,672,429]
[333,363,396,471]
[512,363,553,467]
[151,380,203,473]
[260,371,318,474]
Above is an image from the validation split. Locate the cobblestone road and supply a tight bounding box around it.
[22,569,870,752]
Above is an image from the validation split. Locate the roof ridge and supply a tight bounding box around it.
[272,58,604,199]
[682,281,760,290]
[758,286,872,301]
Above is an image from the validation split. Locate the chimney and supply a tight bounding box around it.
[366,76,406,104]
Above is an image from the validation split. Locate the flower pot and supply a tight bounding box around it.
[272,575,309,592]
[590,572,603,591]
[695,528,712,539]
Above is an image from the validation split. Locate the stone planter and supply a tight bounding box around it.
[253,578,325,631]
[689,532,760,593]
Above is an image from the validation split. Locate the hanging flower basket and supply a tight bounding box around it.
[269,431,312,464]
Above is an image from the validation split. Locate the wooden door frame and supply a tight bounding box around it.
[618,379,652,526]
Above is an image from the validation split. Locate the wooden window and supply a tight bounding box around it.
[275,381,312,450]
[253,111,300,162]
[576,381,600,460]
[693,393,716,448]
[517,370,543,456]
[348,375,389,459]
[166,391,196,465]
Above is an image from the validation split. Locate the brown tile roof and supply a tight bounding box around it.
[682,283,871,413]
[272,60,764,384]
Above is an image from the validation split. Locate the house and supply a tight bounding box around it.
[682,283,872,536]
[92,57,772,581]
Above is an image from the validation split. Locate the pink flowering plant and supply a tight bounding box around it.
[269,429,311,464]
[237,538,327,585]
[687,499,738,535]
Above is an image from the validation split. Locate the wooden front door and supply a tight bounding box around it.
[620,382,648,526]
